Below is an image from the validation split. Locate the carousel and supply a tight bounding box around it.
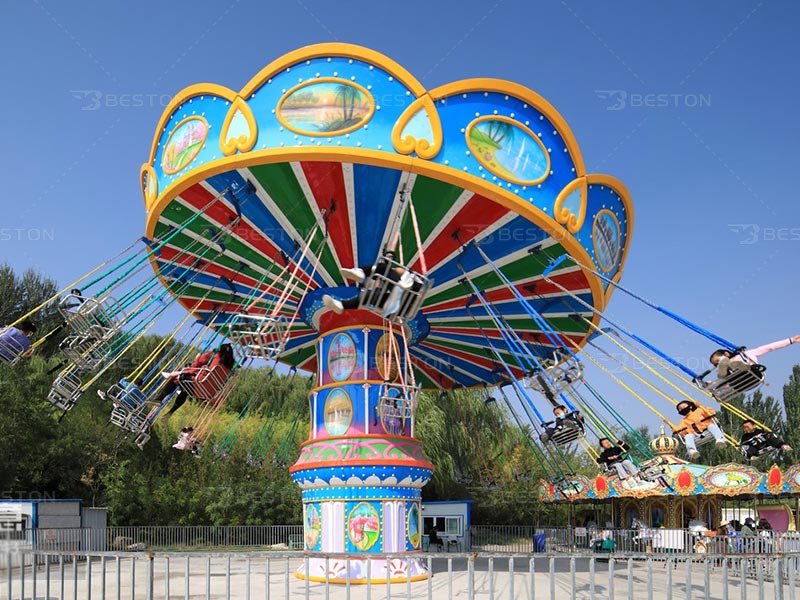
[539,427,800,534]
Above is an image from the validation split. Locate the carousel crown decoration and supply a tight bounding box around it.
[650,425,679,456]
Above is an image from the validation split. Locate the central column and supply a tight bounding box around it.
[290,310,433,583]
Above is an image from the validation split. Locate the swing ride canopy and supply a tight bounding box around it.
[140,43,633,389]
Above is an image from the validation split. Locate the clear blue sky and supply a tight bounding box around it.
[2,0,798,432]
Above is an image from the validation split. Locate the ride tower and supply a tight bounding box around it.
[140,43,633,583]
[290,304,432,582]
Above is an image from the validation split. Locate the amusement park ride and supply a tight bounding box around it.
[1,43,799,582]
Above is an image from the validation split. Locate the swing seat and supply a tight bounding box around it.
[378,382,421,435]
[542,412,585,446]
[106,383,147,411]
[524,352,583,397]
[59,293,124,339]
[59,333,108,371]
[178,364,232,400]
[695,355,766,402]
[552,474,580,494]
[739,432,779,459]
[109,406,128,428]
[678,418,722,448]
[0,328,32,365]
[227,313,287,359]
[358,256,431,323]
[47,369,83,411]
[246,453,264,468]
[212,445,230,460]
[639,459,669,483]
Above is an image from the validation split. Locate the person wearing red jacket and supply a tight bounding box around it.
[154,343,235,415]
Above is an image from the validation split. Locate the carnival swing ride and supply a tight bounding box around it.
[2,43,798,581]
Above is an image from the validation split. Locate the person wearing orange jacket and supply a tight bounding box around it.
[669,400,726,459]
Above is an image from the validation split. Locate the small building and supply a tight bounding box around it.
[0,499,107,552]
[420,500,473,551]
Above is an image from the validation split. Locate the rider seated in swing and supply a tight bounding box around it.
[154,343,235,415]
[700,334,800,388]
[669,400,726,459]
[0,319,37,363]
[596,438,641,481]
[739,420,791,462]
[539,405,585,443]
[98,377,147,411]
[321,249,423,318]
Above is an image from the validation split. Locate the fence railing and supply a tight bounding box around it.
[6,525,304,552]
[1,550,798,600]
[471,525,800,555]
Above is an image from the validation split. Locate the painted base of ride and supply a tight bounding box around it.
[294,555,430,584]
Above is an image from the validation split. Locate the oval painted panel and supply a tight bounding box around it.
[327,333,356,382]
[161,117,208,174]
[466,116,550,185]
[324,389,353,436]
[375,333,400,381]
[278,79,374,136]
[707,470,757,489]
[305,504,321,549]
[592,209,621,272]
[407,504,420,548]
[348,502,380,551]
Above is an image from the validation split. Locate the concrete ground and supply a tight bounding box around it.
[1,553,793,599]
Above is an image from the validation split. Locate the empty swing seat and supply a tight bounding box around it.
[358,257,431,323]
[378,383,421,435]
[58,293,124,339]
[552,474,581,495]
[246,453,264,468]
[227,313,287,359]
[47,369,83,411]
[59,334,108,371]
[524,353,583,397]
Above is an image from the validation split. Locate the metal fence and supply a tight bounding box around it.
[471,526,800,555]
[7,525,304,552]
[8,524,800,556]
[1,550,798,600]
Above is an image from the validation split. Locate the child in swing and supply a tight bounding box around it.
[668,400,725,459]
[707,334,800,379]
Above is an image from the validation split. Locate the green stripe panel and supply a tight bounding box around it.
[280,344,316,368]
[158,204,276,275]
[424,243,567,307]
[423,337,519,366]
[400,175,465,261]
[429,316,589,336]
[248,164,340,280]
